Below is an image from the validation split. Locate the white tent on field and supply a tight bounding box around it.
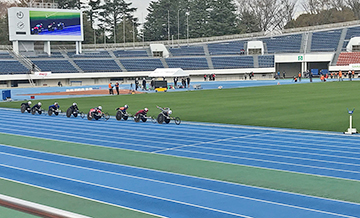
[149,68,189,78]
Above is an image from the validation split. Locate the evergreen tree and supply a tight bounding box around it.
[97,0,138,43]
[143,0,239,41]
[208,0,239,36]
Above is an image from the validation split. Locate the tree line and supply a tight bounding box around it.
[0,0,360,45]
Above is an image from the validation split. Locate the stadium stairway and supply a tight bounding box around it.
[60,50,83,73]
[108,50,127,72]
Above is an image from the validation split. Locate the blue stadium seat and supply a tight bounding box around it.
[113,49,148,57]
[70,50,110,58]
[32,60,78,73]
[343,26,360,48]
[169,46,205,56]
[74,59,121,72]
[0,51,14,59]
[165,57,208,70]
[120,59,164,71]
[208,41,245,55]
[311,29,342,52]
[0,61,28,74]
[258,55,275,67]
[212,56,254,69]
[261,34,302,53]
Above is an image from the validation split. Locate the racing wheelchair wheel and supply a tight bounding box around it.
[73,112,78,118]
[123,115,128,120]
[134,115,140,122]
[21,105,26,113]
[116,111,122,121]
[87,112,92,120]
[157,113,164,124]
[48,110,53,116]
[54,111,59,116]
[66,108,72,118]
[164,117,170,124]
[38,110,42,115]
[175,117,181,125]
[141,116,147,122]
[103,113,110,121]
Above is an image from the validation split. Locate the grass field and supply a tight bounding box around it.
[1,81,359,132]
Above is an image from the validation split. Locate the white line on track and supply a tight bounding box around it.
[184,143,360,168]
[0,151,356,218]
[1,119,359,180]
[151,132,276,153]
[2,142,360,207]
[0,163,254,218]
[0,177,168,218]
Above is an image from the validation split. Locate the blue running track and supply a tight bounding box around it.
[0,108,360,217]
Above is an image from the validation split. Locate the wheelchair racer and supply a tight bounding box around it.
[49,102,60,111]
[68,102,79,112]
[116,104,129,113]
[31,102,42,111]
[21,101,32,113]
[89,106,103,119]
[157,105,172,116]
[135,108,148,117]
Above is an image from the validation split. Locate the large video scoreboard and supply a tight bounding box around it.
[8,7,83,42]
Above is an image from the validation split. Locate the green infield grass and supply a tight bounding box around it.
[1,81,359,132]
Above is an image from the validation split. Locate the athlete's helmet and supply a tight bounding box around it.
[73,102,77,106]
[54,102,58,105]
[124,105,128,109]
[144,108,148,112]
[38,102,42,106]
[98,106,102,110]
[28,101,32,105]
[168,110,172,115]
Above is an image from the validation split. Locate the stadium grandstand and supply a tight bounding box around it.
[1,20,360,87]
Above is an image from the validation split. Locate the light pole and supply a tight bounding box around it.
[168,10,170,45]
[132,14,135,48]
[123,12,126,48]
[93,23,96,49]
[186,11,189,45]
[114,23,116,44]
[177,9,180,46]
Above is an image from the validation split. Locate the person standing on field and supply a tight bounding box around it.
[115,81,120,95]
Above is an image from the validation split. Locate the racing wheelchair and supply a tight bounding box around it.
[20,103,31,113]
[156,106,181,125]
[31,107,45,115]
[66,107,85,118]
[87,110,110,121]
[48,107,61,116]
[115,108,132,121]
[133,113,155,123]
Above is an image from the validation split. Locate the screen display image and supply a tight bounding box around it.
[29,11,81,36]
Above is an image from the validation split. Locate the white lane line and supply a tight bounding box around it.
[0,163,253,218]
[160,149,360,177]
[0,152,356,218]
[0,177,168,218]
[1,126,359,180]
[218,139,360,158]
[185,144,360,168]
[3,113,359,153]
[151,132,276,153]
[2,142,360,207]
[0,126,164,150]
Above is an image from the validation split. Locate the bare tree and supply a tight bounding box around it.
[236,0,297,32]
[345,0,360,19]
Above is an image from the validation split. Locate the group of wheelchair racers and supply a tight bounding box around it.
[20,101,181,125]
